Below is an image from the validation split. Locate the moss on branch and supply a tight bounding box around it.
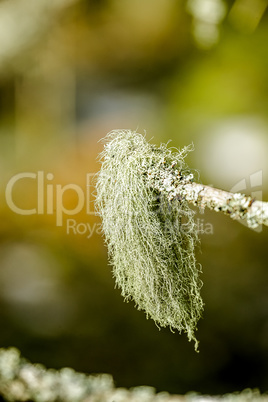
[96,130,268,351]
[96,130,203,350]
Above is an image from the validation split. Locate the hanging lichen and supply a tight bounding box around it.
[96,130,203,350]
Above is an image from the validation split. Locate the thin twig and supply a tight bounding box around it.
[147,162,268,229]
[177,182,268,229]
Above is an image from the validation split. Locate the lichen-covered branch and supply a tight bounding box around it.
[153,175,268,229]
[178,183,268,229]
[0,347,114,402]
[96,130,203,350]
[96,130,267,352]
[146,149,268,229]
[0,347,177,402]
[0,348,267,402]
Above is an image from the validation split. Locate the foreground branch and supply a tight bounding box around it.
[0,348,267,402]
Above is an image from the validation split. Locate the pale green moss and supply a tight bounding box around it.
[96,130,203,350]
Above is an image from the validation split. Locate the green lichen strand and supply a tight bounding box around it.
[96,130,203,350]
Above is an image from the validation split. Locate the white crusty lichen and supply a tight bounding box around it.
[0,347,114,402]
[0,348,267,402]
[177,183,268,229]
[96,130,203,350]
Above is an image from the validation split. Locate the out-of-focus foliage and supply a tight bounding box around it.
[0,0,268,397]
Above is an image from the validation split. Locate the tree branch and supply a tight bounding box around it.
[0,348,266,402]
[96,130,267,350]
[147,161,268,229]
[176,182,268,229]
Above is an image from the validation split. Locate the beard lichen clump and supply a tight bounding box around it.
[96,130,203,350]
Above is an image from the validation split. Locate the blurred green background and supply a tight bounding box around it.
[0,0,268,396]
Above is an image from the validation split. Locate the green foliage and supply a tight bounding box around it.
[96,130,203,350]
